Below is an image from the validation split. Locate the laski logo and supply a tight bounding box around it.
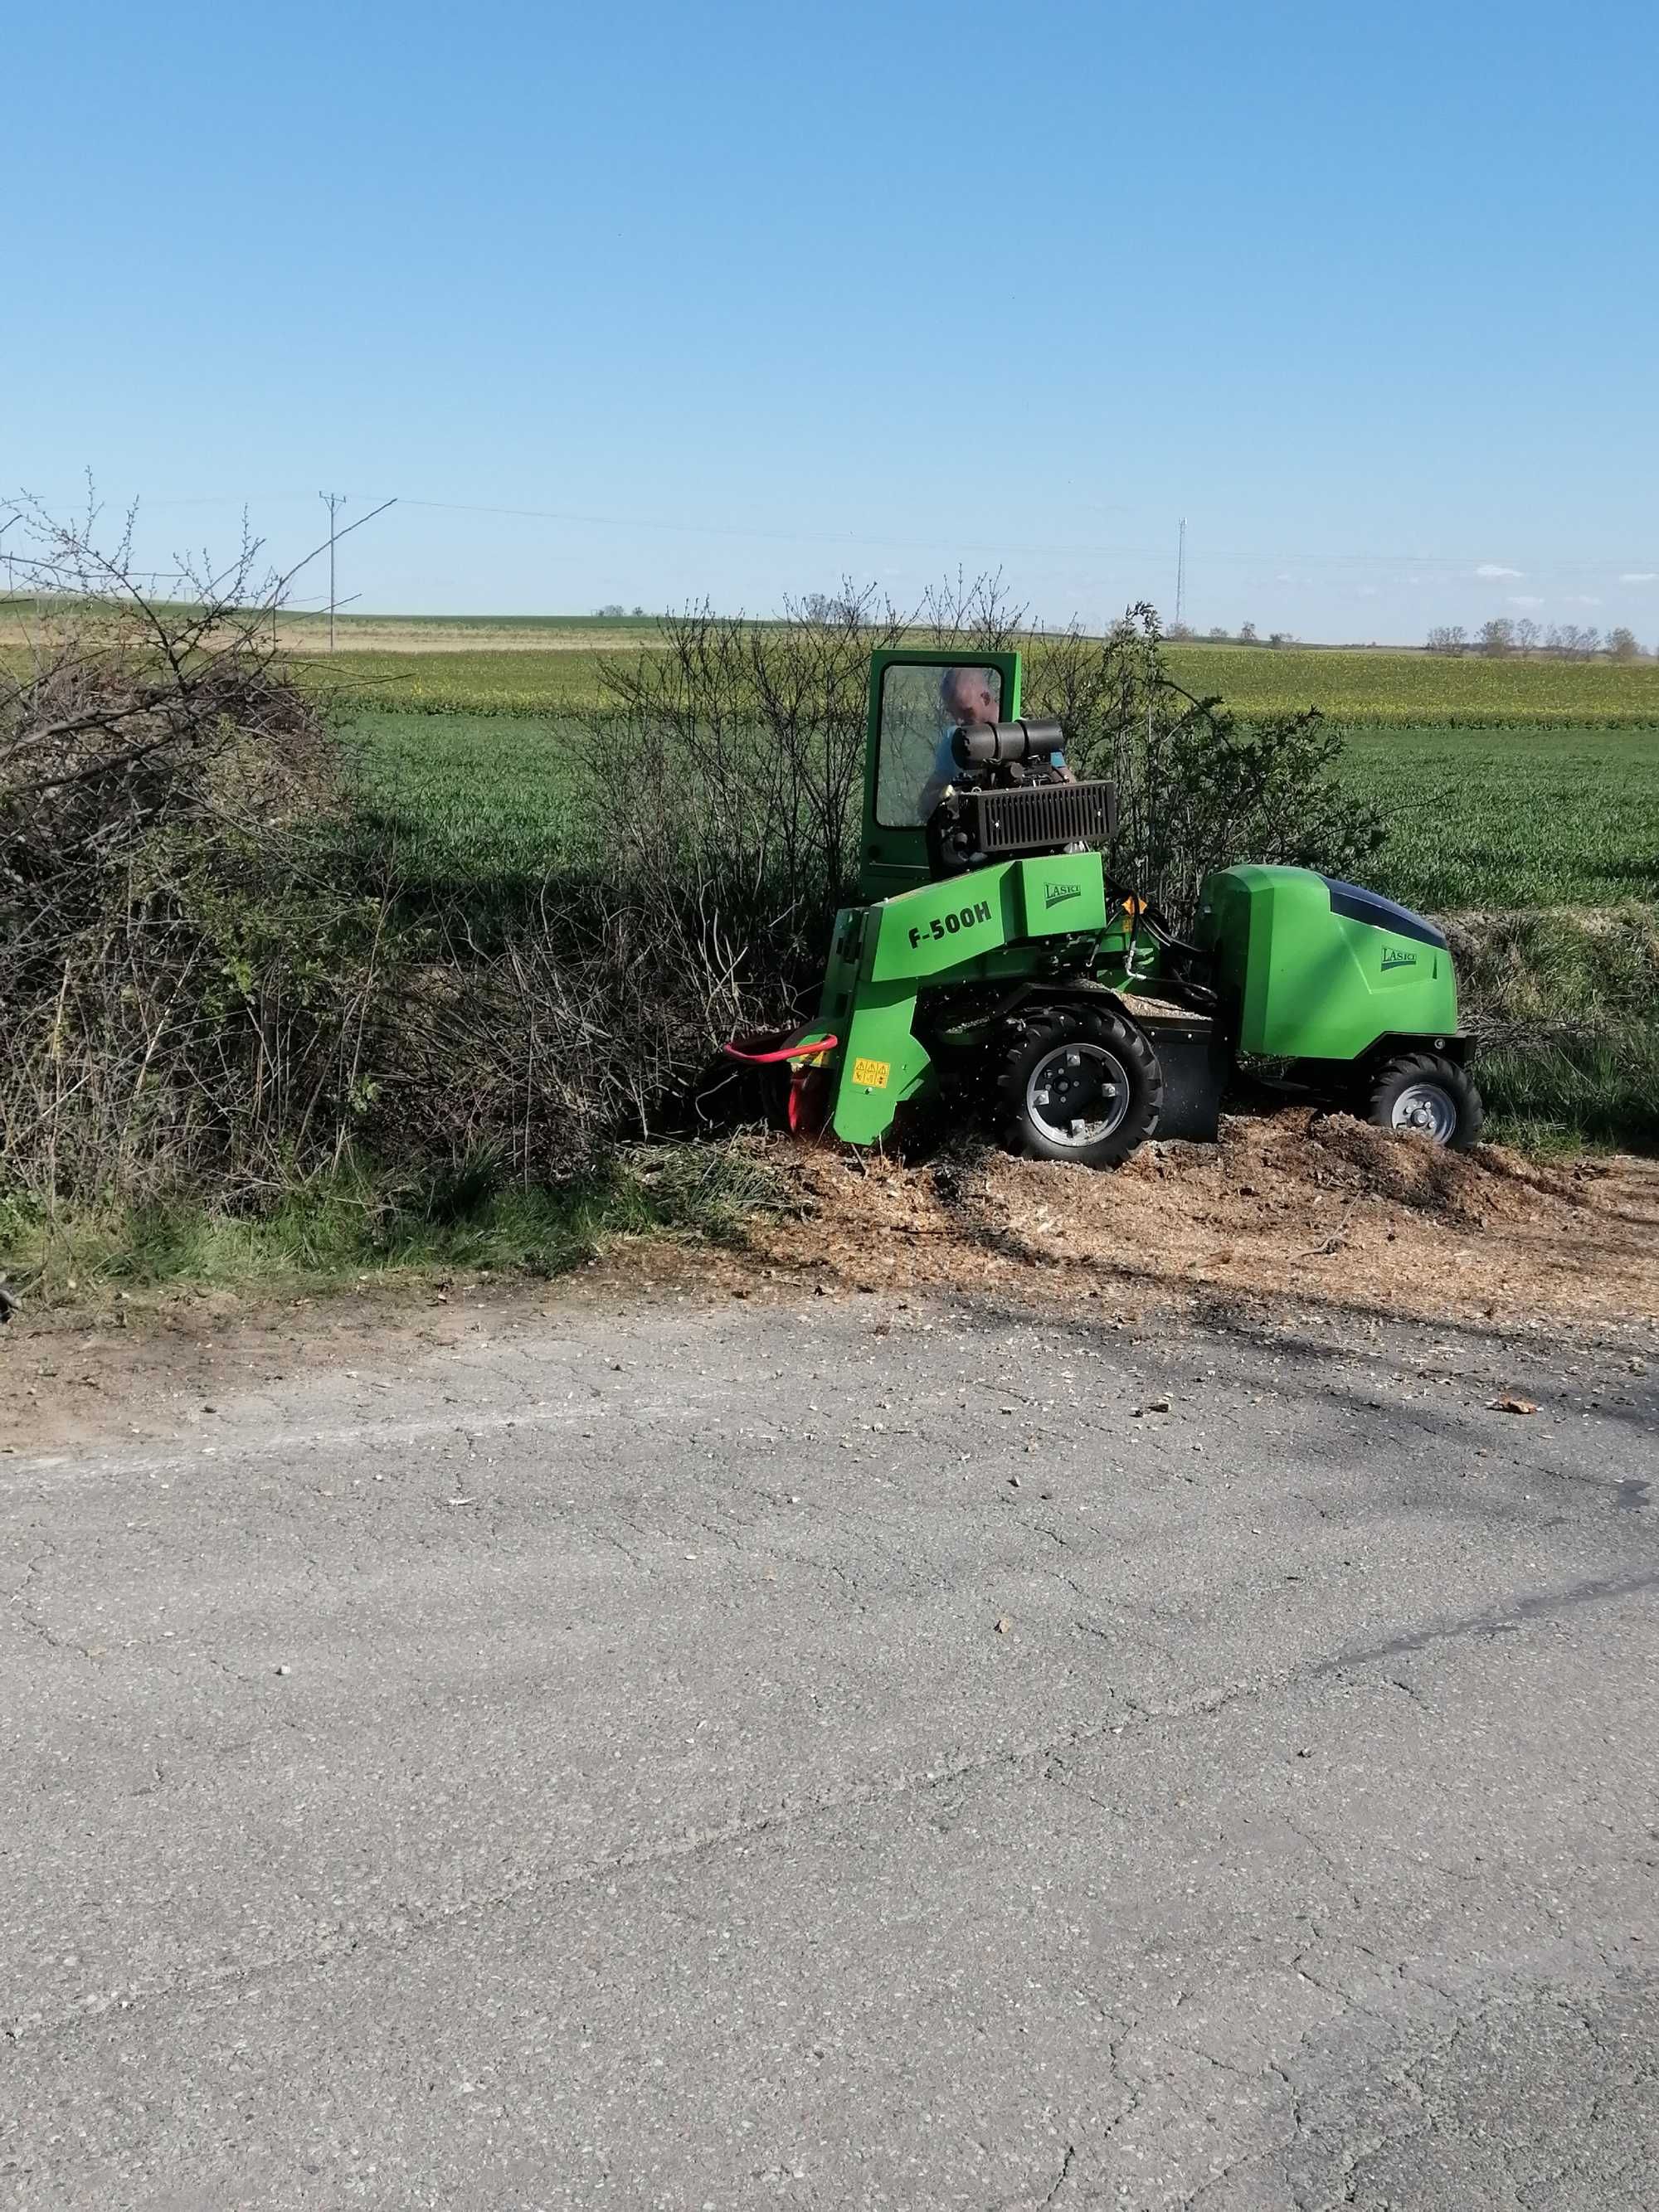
[1044,881,1082,910]
[1380,948,1418,972]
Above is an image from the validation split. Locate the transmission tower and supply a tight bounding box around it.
[1175,517,1186,630]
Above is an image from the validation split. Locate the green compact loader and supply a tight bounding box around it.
[726,648,1481,1165]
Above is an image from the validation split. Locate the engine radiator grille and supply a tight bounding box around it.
[968,779,1117,856]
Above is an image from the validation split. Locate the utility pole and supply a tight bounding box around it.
[320,491,345,650]
[314,493,397,650]
[1175,517,1186,631]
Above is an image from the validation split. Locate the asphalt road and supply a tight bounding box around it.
[3,1285,1657,2210]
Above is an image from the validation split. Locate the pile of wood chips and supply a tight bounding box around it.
[744,1111,1659,1329]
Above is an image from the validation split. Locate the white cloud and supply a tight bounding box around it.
[1355,585,1379,598]
[1506,594,1544,608]
[1619,571,1658,583]
[1475,562,1523,578]
[1566,593,1602,607]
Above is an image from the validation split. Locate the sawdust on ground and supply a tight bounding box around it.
[744,1110,1659,1328]
[2,1111,1653,1456]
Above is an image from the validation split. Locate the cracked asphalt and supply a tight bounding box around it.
[3,1284,1657,2208]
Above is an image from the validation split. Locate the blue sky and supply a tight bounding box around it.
[8,0,1657,640]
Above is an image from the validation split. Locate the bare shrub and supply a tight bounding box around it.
[369,885,752,1173]
[1023,606,1385,926]
[590,581,909,990]
[0,493,387,1208]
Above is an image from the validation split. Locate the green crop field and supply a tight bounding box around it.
[348,712,595,888]
[1339,726,1659,912]
[345,708,1659,919]
[309,649,617,716]
[304,637,1659,728]
[1165,645,1659,728]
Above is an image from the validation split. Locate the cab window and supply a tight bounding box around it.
[876,662,1002,829]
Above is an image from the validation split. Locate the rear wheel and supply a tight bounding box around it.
[1365,1052,1483,1150]
[997,1006,1163,1168]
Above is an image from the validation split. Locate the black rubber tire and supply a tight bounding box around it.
[996,1005,1163,1167]
[1365,1051,1484,1150]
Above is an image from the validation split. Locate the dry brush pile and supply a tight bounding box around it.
[0,508,387,1212]
[0,510,786,1223]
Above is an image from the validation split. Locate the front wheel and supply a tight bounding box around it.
[1365,1052,1484,1150]
[997,1006,1163,1168]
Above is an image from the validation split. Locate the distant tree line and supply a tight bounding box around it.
[1426,619,1646,660]
[1165,622,1298,649]
[1162,617,1651,660]
[596,600,1649,660]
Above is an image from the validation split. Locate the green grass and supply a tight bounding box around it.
[1446,907,1659,1152]
[1478,1031,1659,1155]
[345,710,591,891]
[299,639,1659,727]
[1343,725,1659,912]
[291,612,660,635]
[306,648,624,715]
[0,1141,784,1309]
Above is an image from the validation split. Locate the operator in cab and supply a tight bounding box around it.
[919,664,1074,815]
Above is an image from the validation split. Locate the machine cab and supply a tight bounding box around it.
[859,649,1022,901]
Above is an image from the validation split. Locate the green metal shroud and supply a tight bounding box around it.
[1195,865,1458,1060]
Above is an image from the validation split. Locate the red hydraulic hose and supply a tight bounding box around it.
[721,1033,838,1067]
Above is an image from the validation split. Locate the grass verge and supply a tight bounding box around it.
[1456,906,1659,1154]
[0,1140,788,1312]
[1478,1033,1659,1155]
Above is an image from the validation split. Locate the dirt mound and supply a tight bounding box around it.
[747,1109,1658,1326]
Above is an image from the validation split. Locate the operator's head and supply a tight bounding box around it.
[940,664,999,728]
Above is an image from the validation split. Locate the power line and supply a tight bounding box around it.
[334,500,1659,579]
[27,488,1656,580]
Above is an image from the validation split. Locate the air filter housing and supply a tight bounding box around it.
[930,778,1117,874]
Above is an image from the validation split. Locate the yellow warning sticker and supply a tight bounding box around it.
[852,1057,890,1089]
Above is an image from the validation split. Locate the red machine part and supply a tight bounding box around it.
[720,1031,838,1067]
[722,1030,838,1140]
[787,1066,832,1135]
